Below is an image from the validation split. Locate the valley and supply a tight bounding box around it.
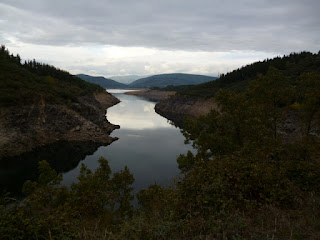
[0,46,319,239]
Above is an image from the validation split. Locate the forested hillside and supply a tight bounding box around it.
[177,51,320,97]
[76,74,128,89]
[0,46,104,107]
[129,73,217,88]
[0,46,119,160]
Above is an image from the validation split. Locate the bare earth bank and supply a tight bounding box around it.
[0,92,120,159]
[155,96,218,127]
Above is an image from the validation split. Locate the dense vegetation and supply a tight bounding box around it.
[1,66,319,239]
[0,158,135,239]
[0,46,104,107]
[128,73,217,88]
[176,51,320,98]
[76,74,128,89]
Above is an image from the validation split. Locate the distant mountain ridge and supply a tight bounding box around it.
[76,74,128,89]
[109,75,147,84]
[78,73,217,89]
[128,73,217,88]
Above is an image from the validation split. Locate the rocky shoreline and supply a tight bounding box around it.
[125,89,218,128]
[155,96,218,127]
[0,92,120,159]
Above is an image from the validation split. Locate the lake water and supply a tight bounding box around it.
[62,89,194,192]
[0,90,194,195]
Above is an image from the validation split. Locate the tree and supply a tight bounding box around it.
[247,67,293,140]
[296,72,320,137]
[0,158,135,239]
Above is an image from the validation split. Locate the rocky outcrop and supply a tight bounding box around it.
[155,97,218,127]
[125,89,176,102]
[0,92,120,159]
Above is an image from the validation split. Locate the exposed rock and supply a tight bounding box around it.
[155,97,218,127]
[0,92,120,159]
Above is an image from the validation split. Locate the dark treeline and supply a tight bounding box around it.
[0,45,104,107]
[0,45,22,65]
[176,51,320,97]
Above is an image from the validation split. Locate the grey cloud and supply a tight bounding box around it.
[1,0,319,53]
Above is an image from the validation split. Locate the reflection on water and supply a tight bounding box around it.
[106,93,171,130]
[0,141,102,195]
[63,90,195,192]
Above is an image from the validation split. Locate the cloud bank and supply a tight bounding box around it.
[1,0,319,77]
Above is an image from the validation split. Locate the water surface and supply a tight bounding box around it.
[0,89,194,195]
[62,89,194,192]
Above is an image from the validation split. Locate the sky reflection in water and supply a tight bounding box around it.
[62,90,195,193]
[107,94,171,130]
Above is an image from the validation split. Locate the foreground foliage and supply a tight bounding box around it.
[0,158,134,239]
[171,68,320,238]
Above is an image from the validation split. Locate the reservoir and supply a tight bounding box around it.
[62,89,194,192]
[0,89,194,194]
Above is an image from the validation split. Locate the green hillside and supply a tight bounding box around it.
[179,51,320,97]
[76,74,128,89]
[0,46,104,107]
[129,73,217,88]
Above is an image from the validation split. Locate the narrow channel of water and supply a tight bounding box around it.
[62,89,195,192]
[0,90,194,195]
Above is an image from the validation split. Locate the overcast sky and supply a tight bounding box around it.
[1,0,319,78]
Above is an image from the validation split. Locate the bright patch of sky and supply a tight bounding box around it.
[6,41,276,77]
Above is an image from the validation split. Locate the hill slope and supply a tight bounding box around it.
[0,53,105,107]
[0,46,119,158]
[76,74,128,89]
[178,51,320,98]
[155,51,320,127]
[128,73,217,88]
